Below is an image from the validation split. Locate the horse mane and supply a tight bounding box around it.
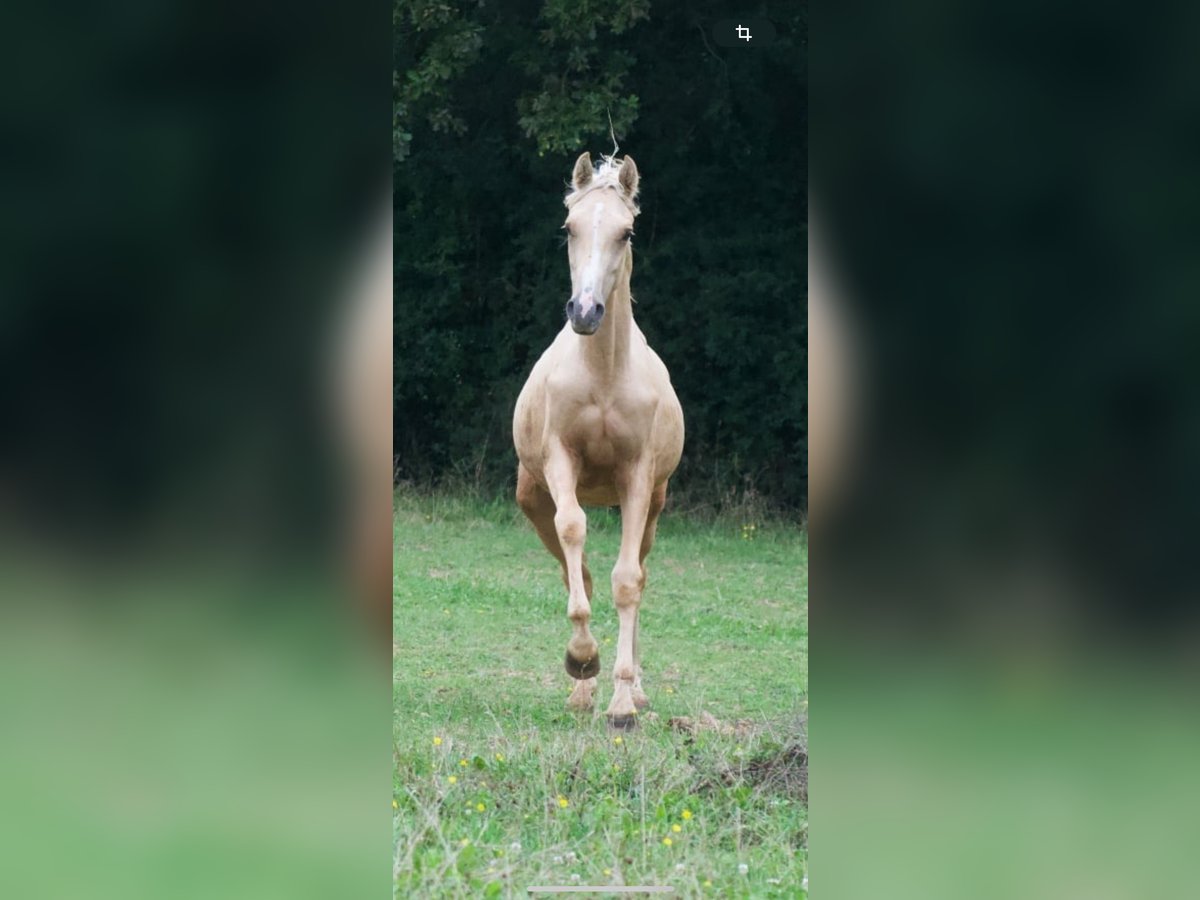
[564,155,640,214]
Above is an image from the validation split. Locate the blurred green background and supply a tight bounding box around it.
[0,2,389,898]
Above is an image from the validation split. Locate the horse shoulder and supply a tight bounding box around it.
[514,344,561,464]
[628,342,684,474]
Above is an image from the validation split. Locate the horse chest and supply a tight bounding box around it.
[566,403,638,468]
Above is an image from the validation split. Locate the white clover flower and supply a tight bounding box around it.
[738,863,749,875]
[510,841,522,854]
[553,855,564,866]
[802,874,809,891]
[569,873,581,884]
[565,851,577,863]
[675,863,686,873]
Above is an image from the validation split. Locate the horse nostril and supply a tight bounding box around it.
[566,300,575,316]
[595,303,605,317]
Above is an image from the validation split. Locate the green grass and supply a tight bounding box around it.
[393,488,808,898]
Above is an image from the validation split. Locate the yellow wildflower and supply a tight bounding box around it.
[433,736,443,746]
[613,736,623,745]
[557,795,569,808]
[662,837,673,847]
[682,809,693,820]
[391,799,398,809]
[448,775,457,784]
[459,759,469,767]
[476,802,486,812]
[494,753,505,762]
[672,824,682,833]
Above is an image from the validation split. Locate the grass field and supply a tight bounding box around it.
[393,488,808,898]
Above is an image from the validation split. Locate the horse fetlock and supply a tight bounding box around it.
[567,677,597,712]
[613,662,637,682]
[568,632,598,658]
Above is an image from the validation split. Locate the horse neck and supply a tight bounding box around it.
[580,252,634,384]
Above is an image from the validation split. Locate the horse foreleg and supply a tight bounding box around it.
[516,464,594,600]
[607,463,655,728]
[543,451,600,710]
[519,462,598,710]
[629,481,666,709]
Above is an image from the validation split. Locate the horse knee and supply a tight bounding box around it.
[611,562,642,609]
[555,507,586,547]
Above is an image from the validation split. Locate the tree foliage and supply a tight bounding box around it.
[395,1,808,509]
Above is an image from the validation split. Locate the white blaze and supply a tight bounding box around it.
[577,202,605,317]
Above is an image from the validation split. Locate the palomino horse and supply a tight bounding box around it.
[513,153,685,728]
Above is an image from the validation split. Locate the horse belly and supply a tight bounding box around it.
[576,478,620,507]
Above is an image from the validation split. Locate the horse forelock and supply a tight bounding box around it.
[564,155,640,214]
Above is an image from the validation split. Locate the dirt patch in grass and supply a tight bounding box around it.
[744,740,808,804]
[686,714,808,805]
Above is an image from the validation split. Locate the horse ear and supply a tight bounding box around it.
[572,152,593,190]
[618,155,640,198]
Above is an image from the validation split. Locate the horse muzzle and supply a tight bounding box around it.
[566,297,605,335]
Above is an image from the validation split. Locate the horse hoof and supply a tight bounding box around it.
[565,650,600,680]
[607,713,639,731]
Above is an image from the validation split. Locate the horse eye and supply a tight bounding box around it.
[623,229,634,241]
